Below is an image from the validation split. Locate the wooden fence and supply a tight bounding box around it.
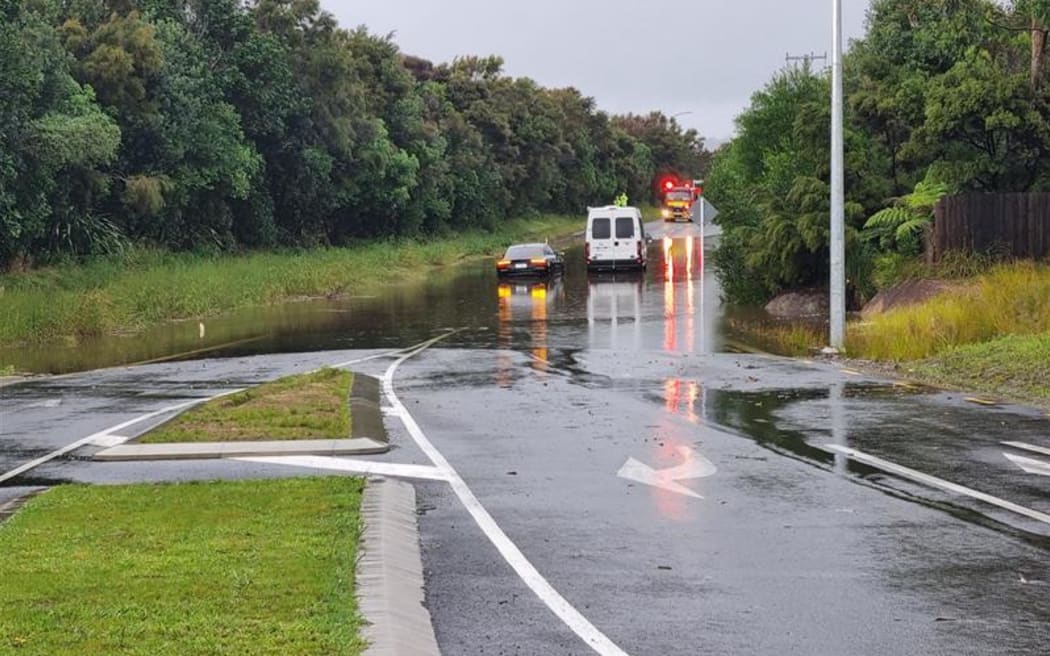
[929,193,1050,264]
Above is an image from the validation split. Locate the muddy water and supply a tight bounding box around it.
[4,229,780,374]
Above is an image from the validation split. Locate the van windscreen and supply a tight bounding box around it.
[592,218,611,239]
[615,217,634,239]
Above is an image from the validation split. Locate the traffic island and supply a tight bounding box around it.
[0,477,368,654]
[93,368,389,461]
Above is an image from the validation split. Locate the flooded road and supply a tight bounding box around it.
[3,218,1049,655]
[4,222,735,374]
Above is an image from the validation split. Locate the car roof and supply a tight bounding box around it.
[506,242,547,249]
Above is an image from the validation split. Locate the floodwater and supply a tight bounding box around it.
[3,224,776,374]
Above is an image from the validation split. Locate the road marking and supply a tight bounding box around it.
[1003,441,1050,458]
[88,434,131,448]
[1003,453,1050,477]
[233,455,448,481]
[384,333,631,656]
[840,368,863,376]
[0,350,404,485]
[617,446,716,499]
[823,444,1050,526]
[0,397,205,485]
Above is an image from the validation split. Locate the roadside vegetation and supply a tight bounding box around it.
[0,214,579,346]
[1,0,706,271]
[143,368,352,443]
[849,262,1050,361]
[0,478,366,655]
[702,0,1050,406]
[708,0,1050,306]
[911,334,1050,407]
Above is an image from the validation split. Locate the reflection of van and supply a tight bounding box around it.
[585,206,648,271]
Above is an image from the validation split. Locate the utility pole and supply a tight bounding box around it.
[785,52,828,69]
[829,0,846,351]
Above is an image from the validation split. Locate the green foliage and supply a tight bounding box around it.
[864,178,950,252]
[712,0,1050,305]
[143,368,353,443]
[0,478,367,654]
[0,0,708,268]
[850,261,1050,360]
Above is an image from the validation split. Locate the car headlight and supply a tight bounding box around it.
[661,209,670,218]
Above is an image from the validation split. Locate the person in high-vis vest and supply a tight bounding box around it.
[614,192,628,207]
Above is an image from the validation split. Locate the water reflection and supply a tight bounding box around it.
[660,236,706,353]
[586,272,643,350]
[6,236,729,374]
[496,279,561,385]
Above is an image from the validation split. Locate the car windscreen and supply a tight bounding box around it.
[505,245,545,260]
[591,218,611,239]
[667,191,692,201]
[615,217,635,239]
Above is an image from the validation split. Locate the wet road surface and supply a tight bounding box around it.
[1,218,1048,654]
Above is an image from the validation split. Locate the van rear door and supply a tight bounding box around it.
[589,216,613,261]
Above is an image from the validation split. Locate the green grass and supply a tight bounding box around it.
[0,478,366,655]
[0,365,14,376]
[849,261,1050,361]
[910,333,1050,407]
[142,368,352,443]
[0,214,582,347]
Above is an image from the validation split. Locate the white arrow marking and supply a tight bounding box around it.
[617,446,716,499]
[1003,441,1050,458]
[1004,452,1050,478]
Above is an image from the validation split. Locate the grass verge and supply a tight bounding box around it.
[0,214,582,347]
[142,368,352,443]
[849,261,1050,361]
[0,478,366,655]
[907,333,1050,408]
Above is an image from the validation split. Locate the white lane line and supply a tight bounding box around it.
[0,350,401,484]
[1003,453,1050,478]
[331,348,408,369]
[384,333,631,656]
[1003,441,1050,458]
[0,397,205,484]
[823,444,1050,526]
[88,434,131,448]
[233,455,449,481]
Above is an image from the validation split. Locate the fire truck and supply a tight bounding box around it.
[658,177,701,223]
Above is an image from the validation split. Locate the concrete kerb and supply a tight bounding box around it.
[358,478,441,656]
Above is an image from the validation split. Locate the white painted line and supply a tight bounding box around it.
[331,348,408,369]
[0,397,204,485]
[0,350,407,484]
[1003,441,1050,458]
[384,332,631,656]
[233,455,448,481]
[1003,453,1050,478]
[380,406,402,416]
[88,434,131,448]
[823,444,1050,526]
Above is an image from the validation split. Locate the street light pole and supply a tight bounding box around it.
[829,0,846,351]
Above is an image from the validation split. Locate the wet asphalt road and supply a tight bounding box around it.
[2,218,1049,654]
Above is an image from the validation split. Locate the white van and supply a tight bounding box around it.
[585,206,648,271]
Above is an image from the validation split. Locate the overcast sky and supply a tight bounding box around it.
[323,1,869,142]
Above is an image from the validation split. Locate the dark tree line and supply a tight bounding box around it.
[0,0,709,268]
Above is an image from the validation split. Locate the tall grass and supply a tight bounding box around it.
[0,215,581,346]
[850,261,1050,361]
